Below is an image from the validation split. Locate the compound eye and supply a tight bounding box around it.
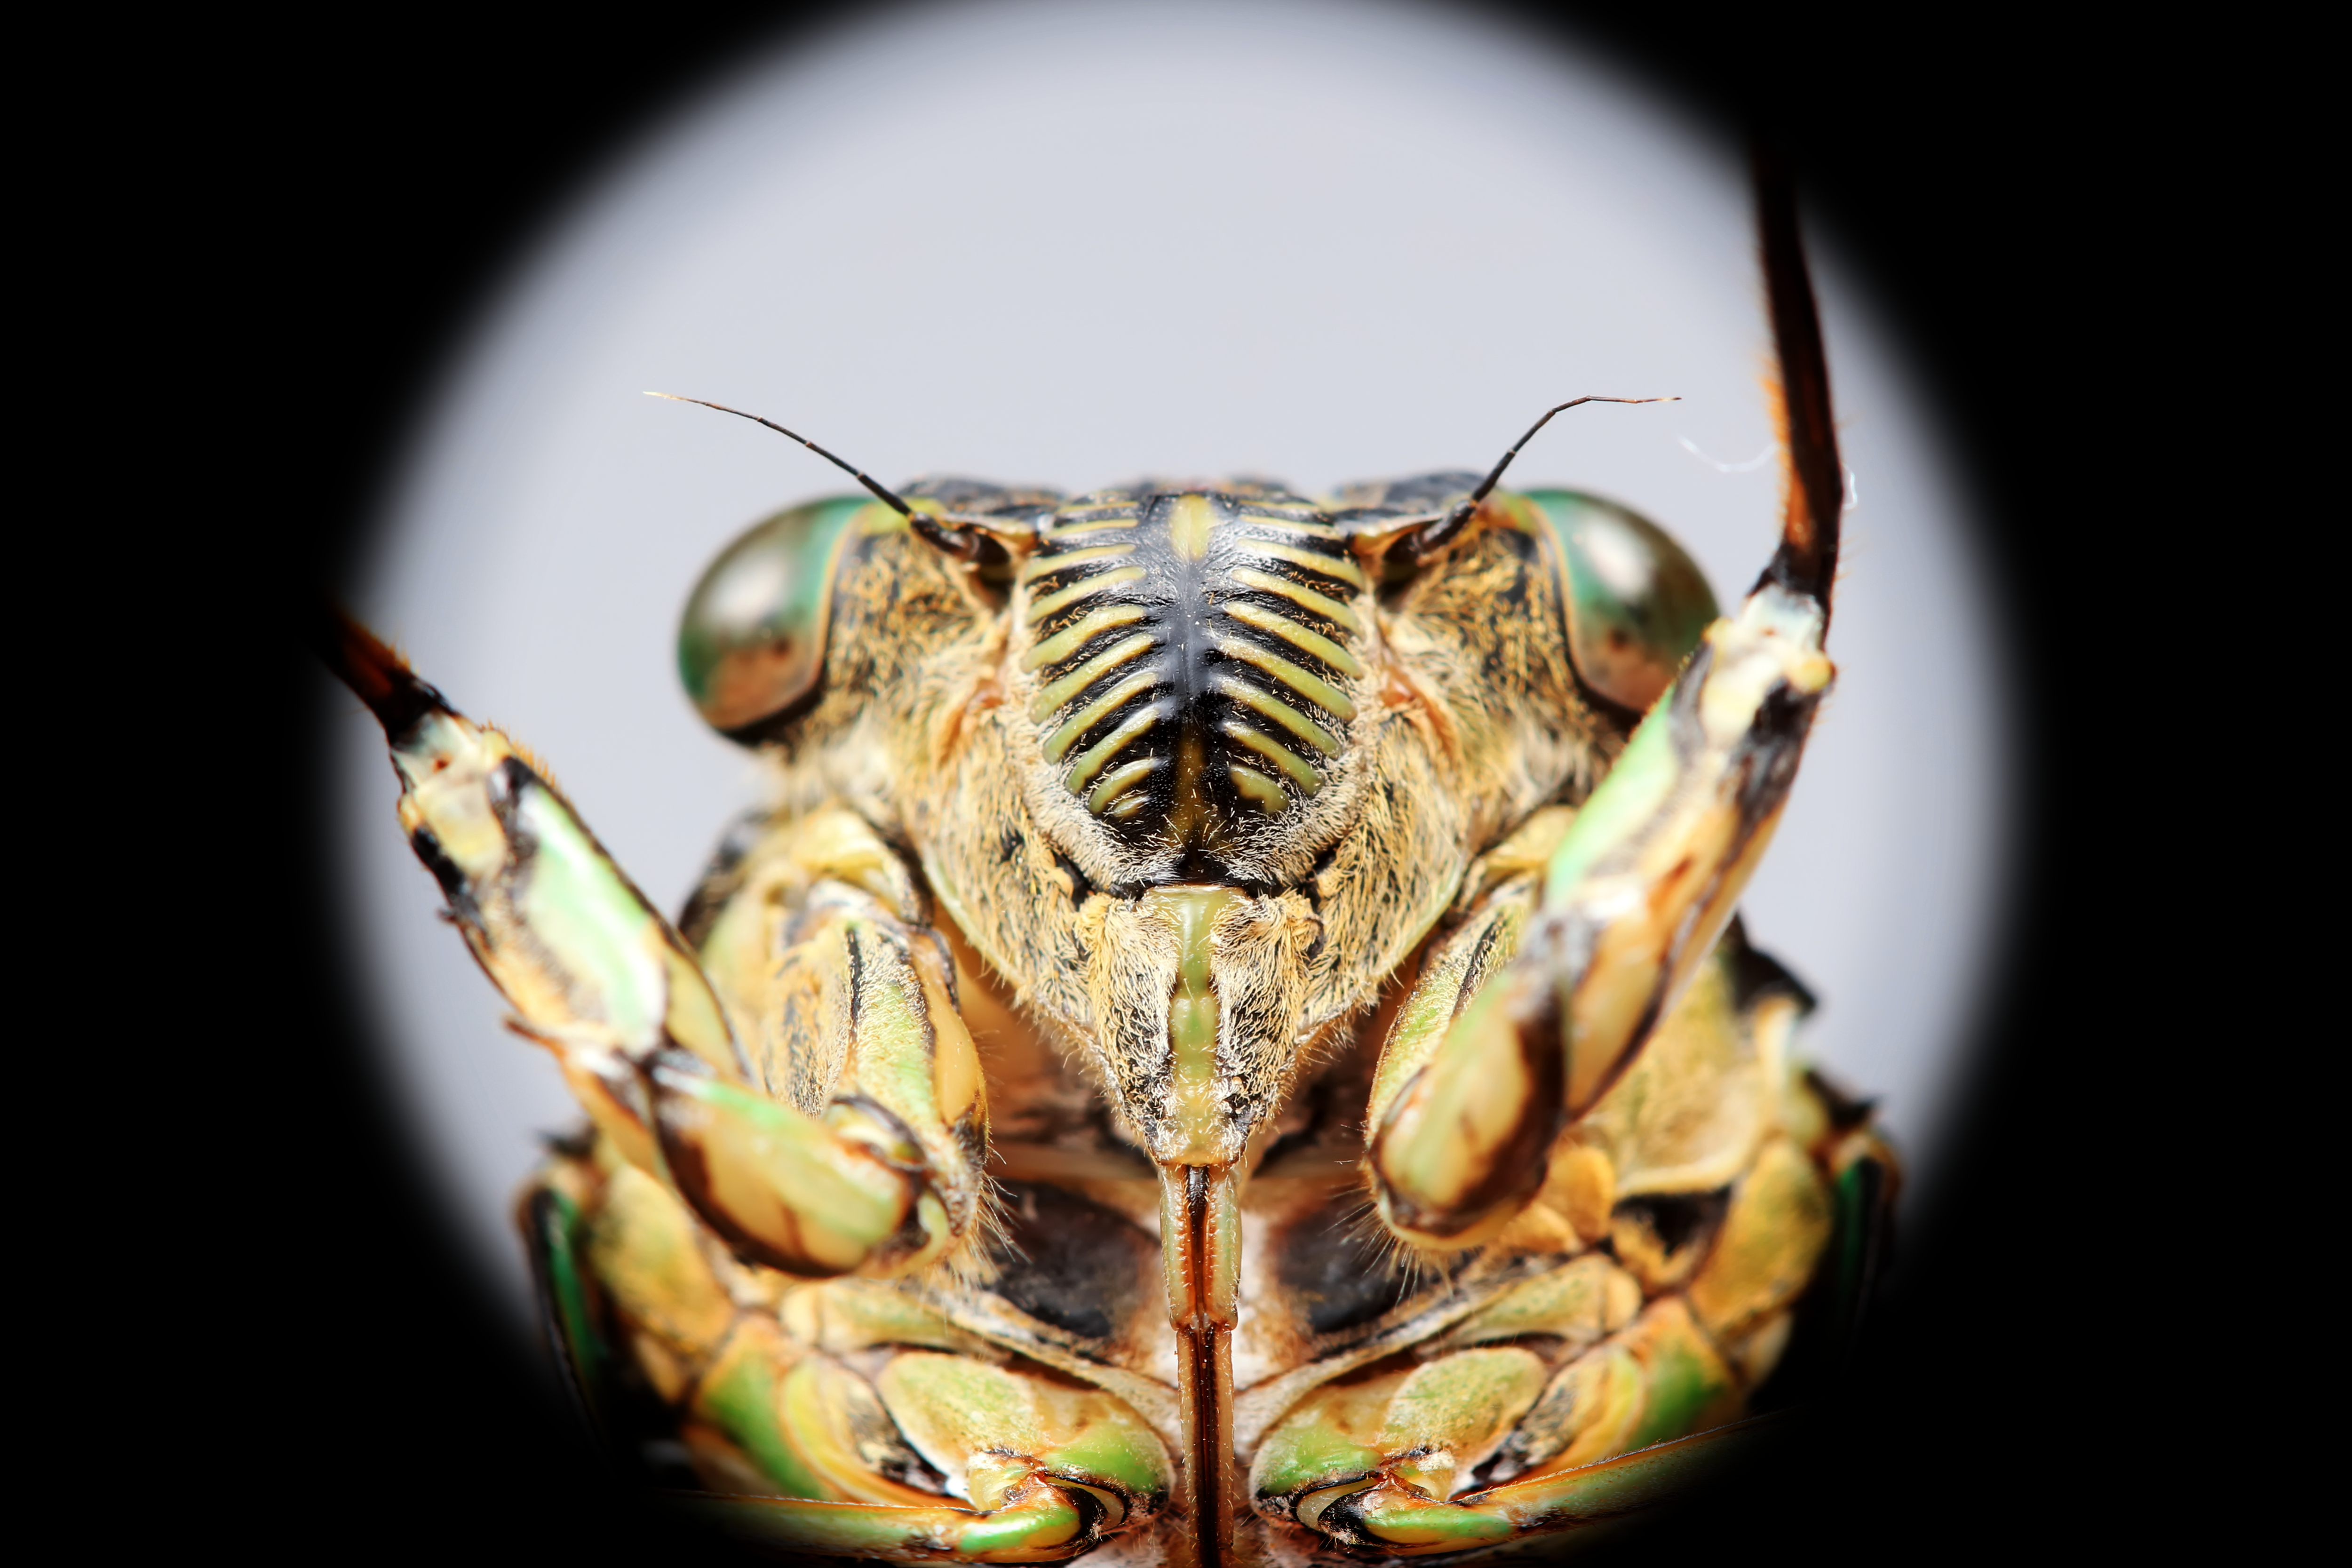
[1525,490,1720,714]
[676,495,866,740]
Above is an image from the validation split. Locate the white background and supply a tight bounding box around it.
[326,0,2010,1316]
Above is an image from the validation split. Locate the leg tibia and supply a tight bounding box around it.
[1362,868,1557,1250]
[1367,586,1833,1245]
[662,835,990,1279]
[649,1060,933,1277]
[877,1353,1172,1524]
[389,700,746,1126]
[1251,1348,1551,1536]
[679,800,993,1280]
[330,613,985,1280]
[675,1479,1088,1563]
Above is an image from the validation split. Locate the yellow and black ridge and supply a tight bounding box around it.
[1017,483,1369,872]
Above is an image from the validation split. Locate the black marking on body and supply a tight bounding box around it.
[986,1181,1157,1348]
[676,809,770,947]
[1612,1189,1730,1260]
[1735,680,1824,819]
[538,1124,597,1159]
[1273,1192,1421,1337]
[1451,912,1511,1021]
[481,757,546,901]
[1802,1067,1879,1133]
[1721,915,1819,1015]
[407,825,481,927]
[1020,485,1368,876]
[842,927,865,1028]
[493,756,535,808]
[1050,848,1095,904]
[1297,840,1343,962]
[951,1109,985,1170]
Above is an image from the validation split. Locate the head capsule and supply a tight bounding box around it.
[1522,489,1719,714]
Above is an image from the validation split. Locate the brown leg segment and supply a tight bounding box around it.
[1160,1163,1241,1567]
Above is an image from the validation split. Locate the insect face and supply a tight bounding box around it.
[675,465,1693,1170]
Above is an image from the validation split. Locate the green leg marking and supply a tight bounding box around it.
[1369,585,1836,1246]
[670,1474,1092,1563]
[691,1323,829,1500]
[1745,1146,1897,1411]
[1467,1415,1780,1528]
[1828,1154,1894,1362]
[1315,1418,1784,1556]
[649,1063,914,1276]
[522,1183,611,1438]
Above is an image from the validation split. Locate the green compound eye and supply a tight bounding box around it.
[677,495,868,740]
[1522,490,1720,715]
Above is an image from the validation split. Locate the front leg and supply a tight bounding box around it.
[320,609,981,1278]
[1367,147,1846,1250]
[675,802,993,1277]
[1366,583,1832,1247]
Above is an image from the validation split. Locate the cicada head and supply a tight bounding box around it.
[670,442,1712,1176]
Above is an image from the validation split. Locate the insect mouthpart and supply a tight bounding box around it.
[1081,881,1320,1169]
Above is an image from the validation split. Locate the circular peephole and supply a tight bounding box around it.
[330,0,2008,1525]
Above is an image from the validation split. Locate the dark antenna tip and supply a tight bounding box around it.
[648,392,1015,565]
[1403,395,1679,562]
[1466,395,1681,505]
[645,391,915,518]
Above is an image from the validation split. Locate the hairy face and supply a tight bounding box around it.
[744,477,1603,1167]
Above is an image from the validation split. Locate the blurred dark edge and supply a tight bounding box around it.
[191,0,2185,1558]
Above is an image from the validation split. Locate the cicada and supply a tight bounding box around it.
[322,154,1894,1564]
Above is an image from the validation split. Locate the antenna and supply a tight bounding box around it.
[646,393,913,515]
[646,392,1008,564]
[1402,395,1677,562]
[1470,397,1677,503]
